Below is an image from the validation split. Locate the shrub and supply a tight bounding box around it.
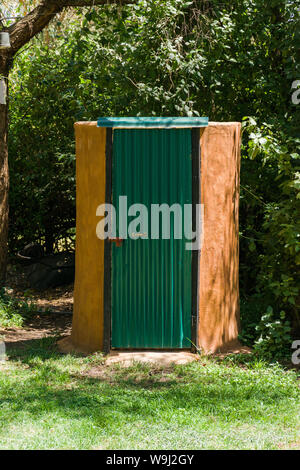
[254,307,292,361]
[0,288,37,328]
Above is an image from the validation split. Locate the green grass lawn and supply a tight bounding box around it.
[0,336,299,450]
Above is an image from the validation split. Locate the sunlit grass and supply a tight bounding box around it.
[0,337,299,450]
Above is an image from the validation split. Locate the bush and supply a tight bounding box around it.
[254,307,292,361]
[0,288,37,328]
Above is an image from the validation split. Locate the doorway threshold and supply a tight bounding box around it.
[105,350,198,366]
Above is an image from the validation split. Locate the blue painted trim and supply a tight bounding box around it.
[97,117,209,128]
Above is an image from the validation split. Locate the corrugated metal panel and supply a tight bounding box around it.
[98,116,208,128]
[111,129,192,348]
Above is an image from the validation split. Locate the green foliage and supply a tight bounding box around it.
[239,296,269,346]
[9,37,77,253]
[0,288,37,327]
[240,118,300,340]
[7,0,300,355]
[254,306,292,360]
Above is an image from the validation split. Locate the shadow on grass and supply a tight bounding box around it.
[1,335,298,433]
[6,335,66,361]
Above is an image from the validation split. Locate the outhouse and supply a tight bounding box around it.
[64,118,241,354]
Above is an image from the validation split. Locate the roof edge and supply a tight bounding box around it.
[97,117,209,128]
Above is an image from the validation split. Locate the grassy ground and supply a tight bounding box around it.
[0,336,299,450]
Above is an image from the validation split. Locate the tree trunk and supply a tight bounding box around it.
[0,55,10,284]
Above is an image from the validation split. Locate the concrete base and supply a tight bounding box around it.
[57,335,252,363]
[105,351,198,366]
[57,336,198,364]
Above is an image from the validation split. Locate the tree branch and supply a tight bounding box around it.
[8,3,62,55]
[7,0,135,55]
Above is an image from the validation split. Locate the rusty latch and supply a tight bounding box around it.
[108,237,124,247]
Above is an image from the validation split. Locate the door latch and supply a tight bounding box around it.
[108,237,124,247]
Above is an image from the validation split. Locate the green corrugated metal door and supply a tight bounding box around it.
[111,129,192,348]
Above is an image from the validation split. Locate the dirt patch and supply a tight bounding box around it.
[1,262,73,349]
[0,312,72,350]
[6,262,74,313]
